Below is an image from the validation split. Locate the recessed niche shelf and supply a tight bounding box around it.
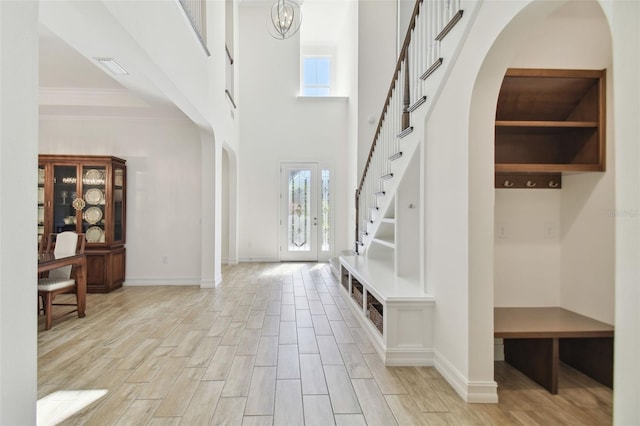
[494,68,605,184]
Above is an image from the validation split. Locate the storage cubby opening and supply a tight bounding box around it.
[351,279,363,308]
[340,266,349,290]
[367,293,383,335]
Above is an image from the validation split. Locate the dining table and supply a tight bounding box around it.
[38,252,87,329]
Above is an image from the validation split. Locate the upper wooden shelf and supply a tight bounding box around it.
[494,68,606,181]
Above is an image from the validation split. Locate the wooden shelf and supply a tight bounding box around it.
[494,68,605,182]
[496,121,598,128]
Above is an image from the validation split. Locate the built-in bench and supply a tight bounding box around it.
[339,255,435,366]
[494,307,614,394]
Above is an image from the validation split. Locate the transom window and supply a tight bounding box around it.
[302,56,331,96]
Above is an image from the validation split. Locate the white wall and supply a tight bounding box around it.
[222,148,230,263]
[39,117,203,285]
[357,0,397,175]
[339,1,360,251]
[0,2,39,423]
[493,1,614,324]
[605,1,640,422]
[494,190,563,307]
[237,3,350,262]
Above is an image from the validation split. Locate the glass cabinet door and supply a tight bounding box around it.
[81,165,107,244]
[38,165,45,243]
[53,165,79,235]
[113,166,125,243]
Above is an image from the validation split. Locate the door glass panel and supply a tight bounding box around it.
[288,169,311,252]
[53,165,77,234]
[82,165,106,243]
[114,167,124,242]
[321,169,330,252]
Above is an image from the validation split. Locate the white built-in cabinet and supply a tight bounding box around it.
[339,256,434,366]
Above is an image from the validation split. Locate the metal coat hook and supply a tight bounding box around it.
[548,180,559,188]
[503,180,514,188]
[526,180,537,188]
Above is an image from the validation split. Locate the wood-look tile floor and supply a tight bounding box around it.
[38,263,612,425]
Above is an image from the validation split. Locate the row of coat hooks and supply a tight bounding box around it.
[495,172,562,189]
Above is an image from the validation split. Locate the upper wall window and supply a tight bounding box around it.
[302,56,331,96]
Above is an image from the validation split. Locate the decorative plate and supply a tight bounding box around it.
[84,188,104,205]
[86,226,104,243]
[83,169,105,185]
[84,206,103,224]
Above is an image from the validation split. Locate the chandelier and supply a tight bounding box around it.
[268,0,302,40]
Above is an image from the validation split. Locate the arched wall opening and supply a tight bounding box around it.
[469,0,613,396]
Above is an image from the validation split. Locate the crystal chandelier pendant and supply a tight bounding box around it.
[268,0,302,40]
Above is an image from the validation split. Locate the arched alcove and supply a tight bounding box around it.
[469,0,613,395]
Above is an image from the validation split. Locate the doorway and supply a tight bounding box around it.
[280,162,331,261]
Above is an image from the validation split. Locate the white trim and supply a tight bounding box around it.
[124,276,200,286]
[238,257,279,263]
[200,278,217,288]
[434,351,499,403]
[39,113,191,122]
[384,348,435,366]
[39,87,147,107]
[223,257,239,265]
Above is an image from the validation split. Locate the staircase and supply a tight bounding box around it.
[353,0,477,278]
[336,0,480,365]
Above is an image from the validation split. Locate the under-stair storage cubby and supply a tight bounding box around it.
[340,265,349,290]
[495,68,606,187]
[367,293,384,334]
[351,278,364,308]
[339,256,435,365]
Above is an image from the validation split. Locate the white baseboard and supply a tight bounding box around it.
[223,257,239,265]
[238,257,279,263]
[385,348,435,366]
[434,351,498,403]
[200,278,217,288]
[124,276,200,286]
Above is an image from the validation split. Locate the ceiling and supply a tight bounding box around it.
[39,25,189,120]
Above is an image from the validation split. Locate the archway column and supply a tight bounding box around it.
[200,130,222,288]
[0,1,39,423]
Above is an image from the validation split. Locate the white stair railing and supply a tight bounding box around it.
[355,0,465,254]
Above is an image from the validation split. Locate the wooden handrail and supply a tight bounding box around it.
[355,0,423,248]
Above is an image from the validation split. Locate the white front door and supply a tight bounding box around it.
[280,163,319,261]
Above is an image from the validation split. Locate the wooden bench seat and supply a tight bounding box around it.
[494,307,614,394]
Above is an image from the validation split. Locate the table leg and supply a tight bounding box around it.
[504,337,559,394]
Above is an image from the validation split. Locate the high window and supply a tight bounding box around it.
[302,56,331,96]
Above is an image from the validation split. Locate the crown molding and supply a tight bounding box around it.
[39,87,149,108]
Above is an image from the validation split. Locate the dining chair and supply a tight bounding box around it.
[38,232,86,330]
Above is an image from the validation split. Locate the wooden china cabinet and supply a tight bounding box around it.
[38,155,126,293]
